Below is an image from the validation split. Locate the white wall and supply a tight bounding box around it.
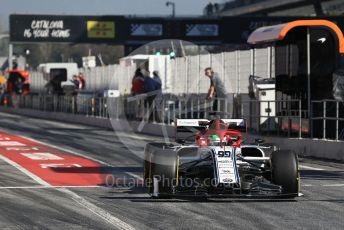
[29,47,275,95]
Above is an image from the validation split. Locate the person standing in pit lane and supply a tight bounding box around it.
[153,70,162,88]
[130,68,146,120]
[205,67,228,113]
[131,68,145,96]
[144,71,161,122]
[71,75,80,95]
[78,72,86,90]
[152,70,163,121]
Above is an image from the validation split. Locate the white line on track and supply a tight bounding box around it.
[17,132,145,181]
[302,184,344,187]
[58,187,136,230]
[15,134,111,166]
[0,133,136,230]
[322,184,344,187]
[0,155,50,186]
[300,165,325,171]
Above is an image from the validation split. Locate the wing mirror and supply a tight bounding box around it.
[255,138,265,144]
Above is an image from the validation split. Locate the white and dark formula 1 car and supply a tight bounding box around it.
[144,118,301,198]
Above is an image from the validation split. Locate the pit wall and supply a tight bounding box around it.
[263,136,344,161]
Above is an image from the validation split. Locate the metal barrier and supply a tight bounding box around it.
[17,94,109,118]
[15,94,344,141]
[311,100,344,140]
[13,94,322,139]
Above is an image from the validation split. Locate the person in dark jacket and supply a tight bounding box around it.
[153,70,162,89]
[144,72,161,122]
[71,75,80,95]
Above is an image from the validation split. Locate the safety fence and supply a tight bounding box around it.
[28,46,274,96]
[13,94,344,141]
[16,94,109,118]
[311,100,344,140]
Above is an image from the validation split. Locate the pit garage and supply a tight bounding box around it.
[248,20,344,138]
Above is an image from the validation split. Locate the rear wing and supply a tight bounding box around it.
[175,118,247,141]
[221,119,247,132]
[175,119,209,141]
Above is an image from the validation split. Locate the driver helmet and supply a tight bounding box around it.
[210,134,221,146]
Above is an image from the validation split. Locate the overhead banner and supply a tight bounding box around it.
[24,20,70,39]
[130,24,163,36]
[10,16,80,42]
[10,14,124,43]
[179,19,222,42]
[87,21,115,38]
[9,14,344,45]
[185,24,219,37]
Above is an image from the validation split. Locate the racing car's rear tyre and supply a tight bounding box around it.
[144,143,168,193]
[271,150,299,196]
[150,150,178,198]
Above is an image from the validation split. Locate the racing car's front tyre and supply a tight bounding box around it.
[271,150,299,196]
[150,150,178,198]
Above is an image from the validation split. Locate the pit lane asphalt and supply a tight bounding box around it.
[0,112,343,230]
